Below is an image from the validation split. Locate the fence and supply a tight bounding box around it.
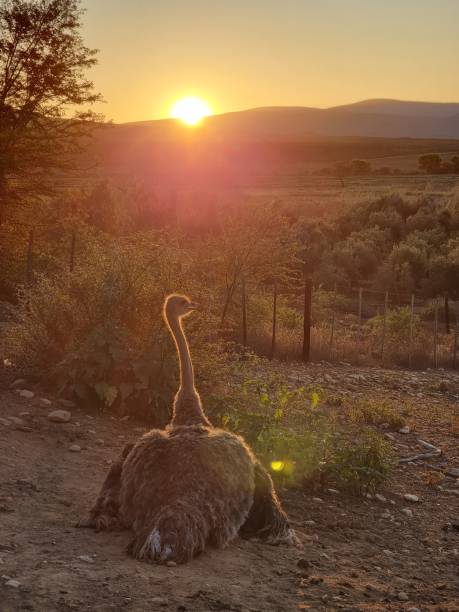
[239,277,459,370]
[1,222,458,371]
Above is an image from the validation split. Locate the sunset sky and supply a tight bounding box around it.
[82,0,459,123]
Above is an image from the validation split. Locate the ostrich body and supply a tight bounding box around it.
[79,294,294,563]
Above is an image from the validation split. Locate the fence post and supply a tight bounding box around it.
[380,291,388,362]
[302,275,312,362]
[444,293,450,334]
[453,303,458,369]
[26,228,34,284]
[270,281,277,360]
[241,274,247,347]
[433,298,439,368]
[408,294,415,367]
[329,285,336,360]
[69,229,76,272]
[358,287,363,334]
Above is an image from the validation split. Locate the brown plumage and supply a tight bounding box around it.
[78,293,295,563]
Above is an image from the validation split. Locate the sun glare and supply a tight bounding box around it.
[170,96,212,126]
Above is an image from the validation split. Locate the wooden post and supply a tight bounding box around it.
[329,285,336,359]
[408,294,415,367]
[444,293,450,334]
[380,291,389,361]
[241,274,247,347]
[433,298,439,369]
[270,282,278,360]
[26,229,34,284]
[69,229,76,272]
[358,287,363,331]
[453,305,458,369]
[302,275,312,362]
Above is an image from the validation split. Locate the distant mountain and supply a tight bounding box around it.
[330,99,459,118]
[114,99,459,140]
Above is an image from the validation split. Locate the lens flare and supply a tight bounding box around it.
[270,460,285,472]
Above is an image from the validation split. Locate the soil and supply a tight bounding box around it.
[0,364,458,612]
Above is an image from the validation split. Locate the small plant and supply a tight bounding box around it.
[323,428,395,495]
[347,398,405,430]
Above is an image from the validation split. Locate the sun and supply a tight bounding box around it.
[170,96,212,126]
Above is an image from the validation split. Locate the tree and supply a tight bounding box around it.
[418,154,441,174]
[349,159,371,176]
[0,0,101,221]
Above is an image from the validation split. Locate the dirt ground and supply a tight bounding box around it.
[0,364,458,612]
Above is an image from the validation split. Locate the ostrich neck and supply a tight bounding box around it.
[167,314,210,427]
[169,316,196,394]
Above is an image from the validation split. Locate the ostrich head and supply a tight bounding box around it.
[164,294,199,322]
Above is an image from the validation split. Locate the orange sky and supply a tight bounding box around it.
[82,0,459,123]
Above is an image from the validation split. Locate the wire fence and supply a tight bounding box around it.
[1,221,458,371]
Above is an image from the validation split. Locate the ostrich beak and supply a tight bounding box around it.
[187,301,199,312]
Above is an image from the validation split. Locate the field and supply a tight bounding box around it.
[1,361,459,611]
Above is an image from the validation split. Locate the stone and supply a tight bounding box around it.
[8,416,25,427]
[10,379,27,389]
[404,494,419,503]
[17,389,34,399]
[399,426,410,434]
[38,398,52,407]
[48,410,71,424]
[375,494,386,503]
[401,508,413,518]
[151,597,168,606]
[69,445,81,452]
[446,467,459,478]
[165,561,176,567]
[297,558,310,569]
[58,398,76,409]
[397,591,409,601]
[407,608,421,612]
[6,579,21,588]
[78,555,94,563]
[0,418,11,426]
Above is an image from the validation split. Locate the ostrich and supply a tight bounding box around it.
[78,294,295,563]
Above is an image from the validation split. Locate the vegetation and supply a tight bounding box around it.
[0,0,101,219]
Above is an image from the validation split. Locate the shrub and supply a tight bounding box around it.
[5,234,223,425]
[347,398,405,430]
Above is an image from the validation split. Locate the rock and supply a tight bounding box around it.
[401,508,413,518]
[10,379,27,390]
[375,494,386,503]
[297,558,310,569]
[327,488,339,495]
[165,561,176,567]
[0,418,11,426]
[407,608,421,612]
[48,410,71,424]
[38,398,52,407]
[446,467,459,478]
[399,426,410,434]
[404,494,419,503]
[17,389,34,399]
[58,398,76,409]
[8,416,25,427]
[69,444,81,452]
[397,592,409,601]
[151,597,168,606]
[312,497,323,503]
[6,579,21,588]
[78,555,94,563]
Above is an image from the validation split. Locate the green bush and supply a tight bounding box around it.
[5,234,224,424]
[347,398,405,430]
[218,375,394,495]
